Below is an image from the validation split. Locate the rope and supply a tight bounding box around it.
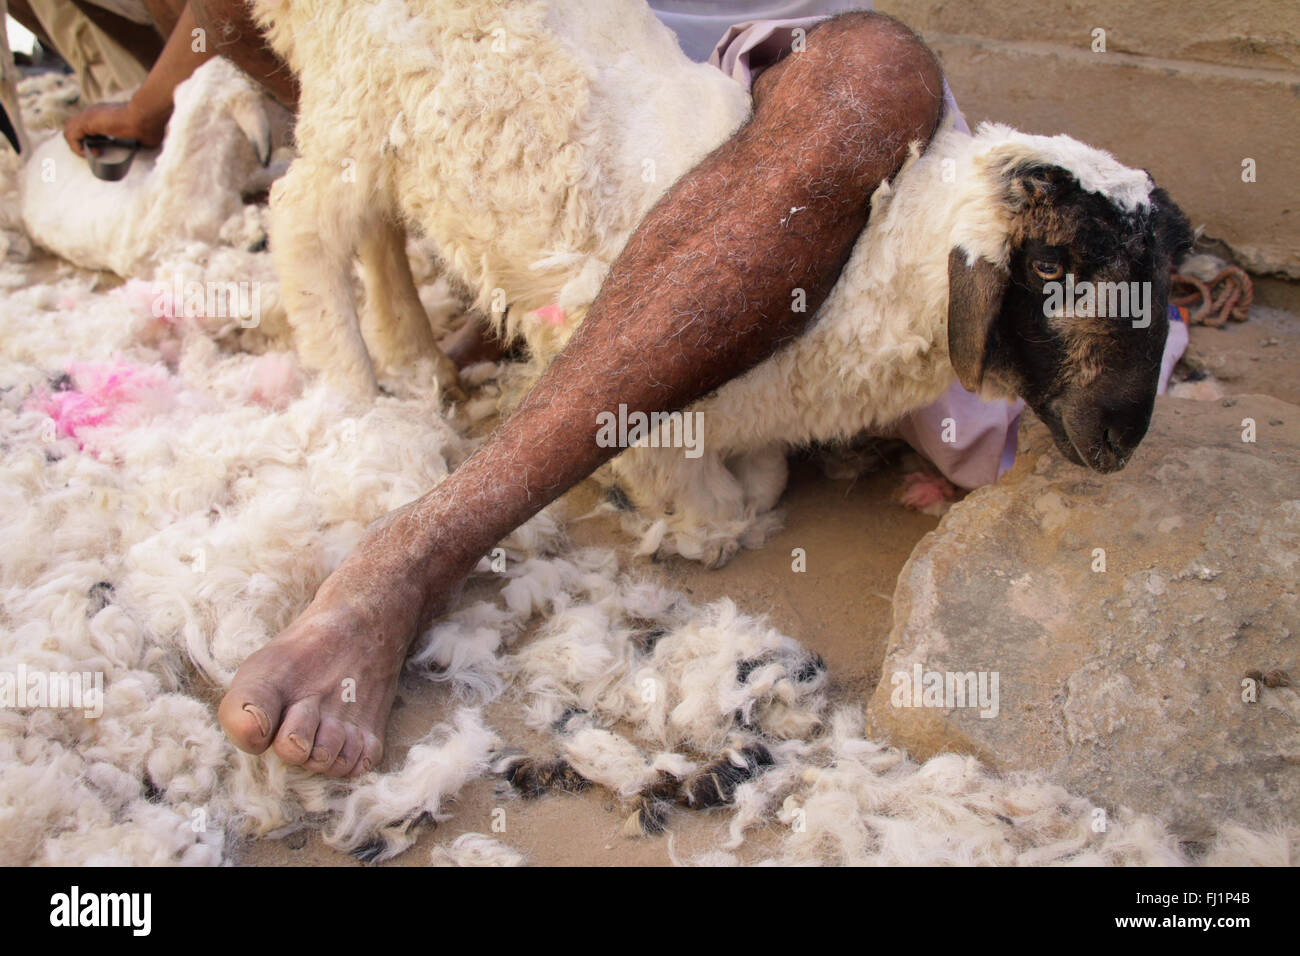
[1170,265,1253,327]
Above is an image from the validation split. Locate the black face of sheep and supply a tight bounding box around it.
[948,164,1193,473]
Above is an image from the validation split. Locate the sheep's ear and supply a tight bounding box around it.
[1148,186,1193,264]
[947,248,1008,391]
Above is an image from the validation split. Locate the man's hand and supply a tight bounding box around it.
[64,101,167,156]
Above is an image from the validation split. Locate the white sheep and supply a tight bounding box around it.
[19,58,289,279]
[596,121,1190,565]
[255,0,1190,565]
[252,0,745,398]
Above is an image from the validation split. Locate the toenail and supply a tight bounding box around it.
[288,733,310,755]
[361,758,373,773]
[311,747,330,764]
[242,703,270,737]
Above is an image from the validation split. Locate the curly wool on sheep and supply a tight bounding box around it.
[250,0,749,397]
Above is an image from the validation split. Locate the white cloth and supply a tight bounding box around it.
[647,0,865,62]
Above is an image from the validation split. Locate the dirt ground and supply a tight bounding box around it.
[235,458,939,866]
[236,277,1299,867]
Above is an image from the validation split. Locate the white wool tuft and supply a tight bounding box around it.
[561,727,659,796]
[505,553,825,753]
[428,832,526,867]
[325,708,500,861]
[407,600,518,702]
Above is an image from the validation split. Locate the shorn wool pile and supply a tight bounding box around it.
[0,74,1293,866]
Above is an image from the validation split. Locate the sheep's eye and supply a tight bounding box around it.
[1032,259,1064,281]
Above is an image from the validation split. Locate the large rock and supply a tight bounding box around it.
[866,394,1300,838]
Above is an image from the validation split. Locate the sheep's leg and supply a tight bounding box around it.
[613,446,747,568]
[268,161,377,397]
[730,444,789,516]
[358,219,465,399]
[613,442,788,567]
[730,444,789,548]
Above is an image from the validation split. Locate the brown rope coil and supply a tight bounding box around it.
[1170,265,1253,327]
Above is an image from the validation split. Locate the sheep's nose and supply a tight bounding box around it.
[1103,426,1127,459]
[1091,426,1134,473]
[1099,404,1152,465]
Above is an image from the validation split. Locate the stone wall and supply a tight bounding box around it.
[879,0,1300,277]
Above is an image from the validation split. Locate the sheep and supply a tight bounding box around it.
[254,0,1191,566]
[251,0,746,397]
[18,58,291,280]
[596,122,1191,565]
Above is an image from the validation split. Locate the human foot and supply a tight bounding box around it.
[218,508,473,776]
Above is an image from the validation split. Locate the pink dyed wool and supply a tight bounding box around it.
[37,360,173,448]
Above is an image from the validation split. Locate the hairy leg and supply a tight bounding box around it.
[219,12,944,773]
[190,0,298,108]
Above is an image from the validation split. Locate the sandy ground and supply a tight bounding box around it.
[232,278,1298,867]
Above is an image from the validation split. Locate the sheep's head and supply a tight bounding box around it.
[948,139,1192,473]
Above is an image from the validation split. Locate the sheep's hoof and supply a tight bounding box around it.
[701,539,740,570]
[432,353,468,403]
[655,536,740,569]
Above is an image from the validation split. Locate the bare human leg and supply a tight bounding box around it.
[218,12,945,775]
[190,0,298,109]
